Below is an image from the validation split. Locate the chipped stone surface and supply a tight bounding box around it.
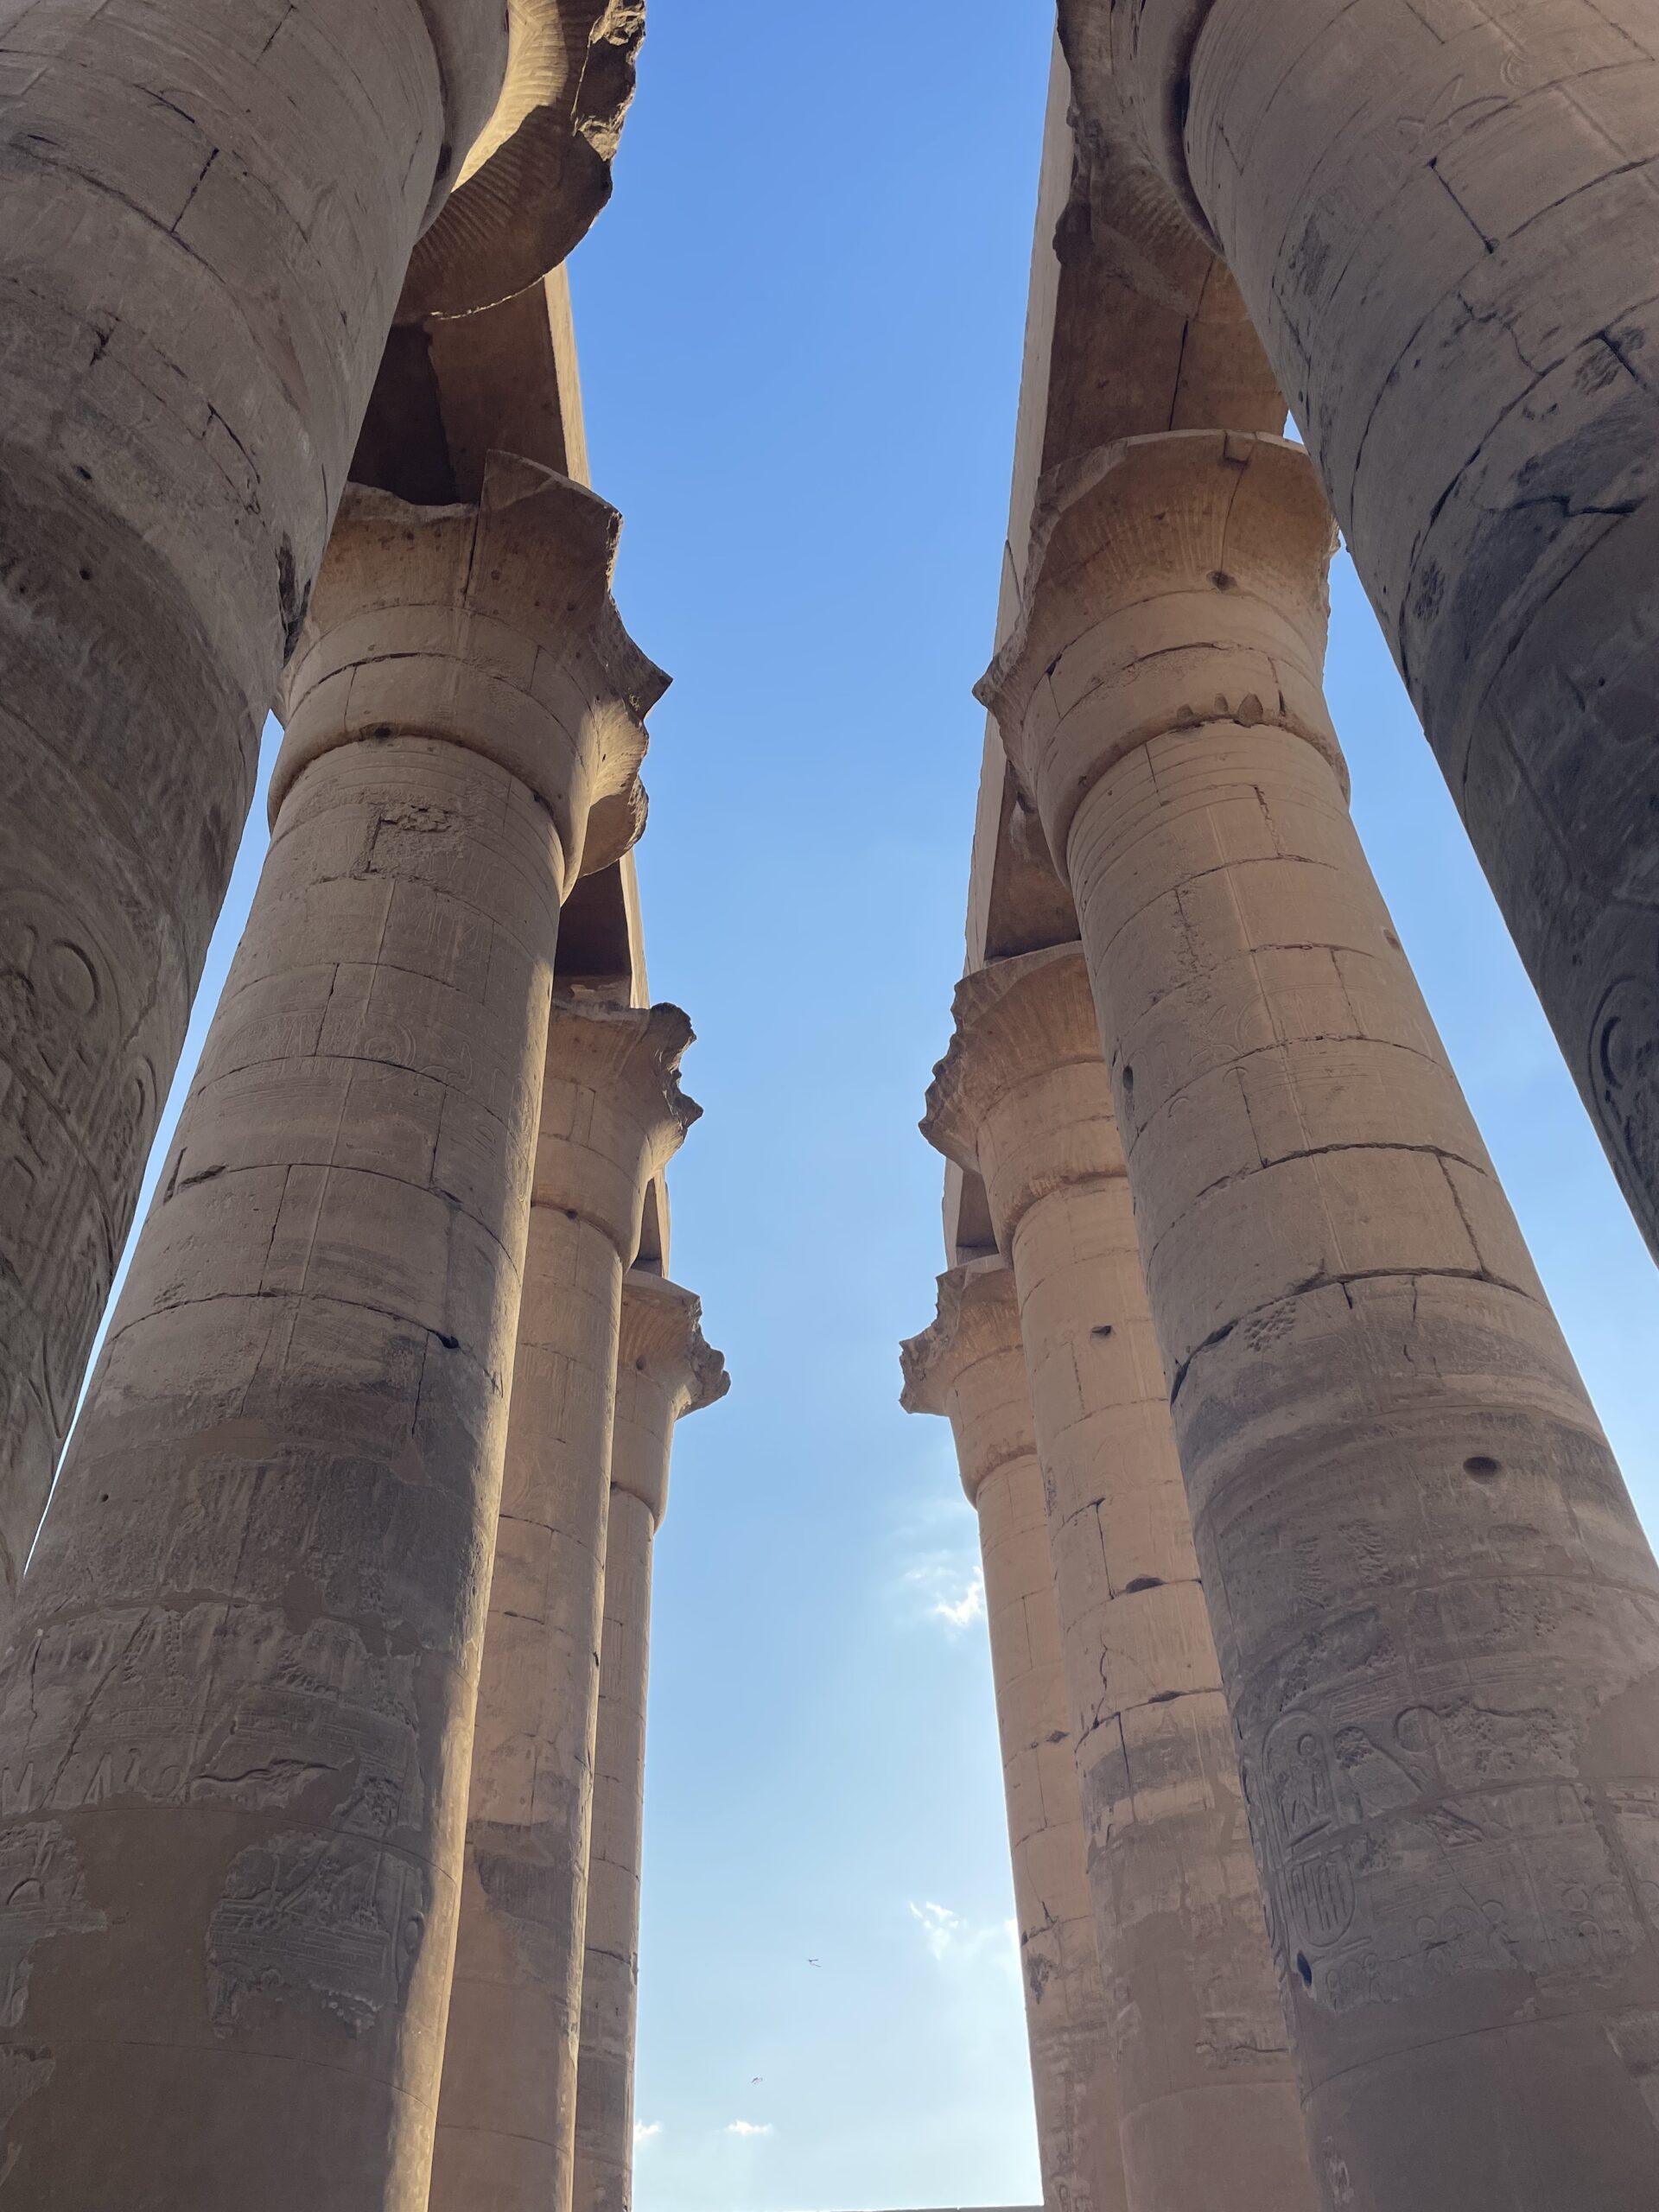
[431,1004,698,2212]
[573,1272,726,2212]
[904,1261,1129,2212]
[920,955,1313,2212]
[0,0,512,1599]
[988,420,1659,2209]
[0,436,658,2206]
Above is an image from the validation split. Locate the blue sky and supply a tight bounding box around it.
[88,5,1659,2209]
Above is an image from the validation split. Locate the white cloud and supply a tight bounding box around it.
[903,1556,986,1633]
[908,1898,963,1960]
[725,2120,772,2138]
[634,2122,663,2145]
[910,1899,1023,1986]
[932,1573,985,1628]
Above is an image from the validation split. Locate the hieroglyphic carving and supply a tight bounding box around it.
[207,1834,431,2037]
[0,1824,103,2029]
[0,1601,428,2043]
[1253,1692,1649,2013]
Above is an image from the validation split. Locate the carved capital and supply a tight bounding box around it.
[404,0,646,320]
[899,1260,1035,1508]
[276,454,665,894]
[1056,0,1218,248]
[979,430,1339,871]
[611,1270,728,1523]
[922,944,1122,1248]
[534,999,701,1258]
[418,0,514,232]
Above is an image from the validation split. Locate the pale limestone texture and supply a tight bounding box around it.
[902,1262,1128,2212]
[431,1003,699,2212]
[922,957,1313,2212]
[1060,0,1659,1262]
[0,457,658,2208]
[984,424,1659,2210]
[573,1270,728,2212]
[0,0,509,1610]
[400,0,646,322]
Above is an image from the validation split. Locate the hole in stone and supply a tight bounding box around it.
[435,1332,460,1351]
[1148,1689,1179,1705]
[1296,1952,1313,1986]
[1464,1454,1502,1479]
[1125,1575,1162,1592]
[78,568,92,583]
[1383,929,1401,950]
[1093,1324,1114,1339]
[372,723,392,739]
[1210,569,1235,590]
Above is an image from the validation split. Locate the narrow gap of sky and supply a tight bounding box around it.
[72,7,1659,2211]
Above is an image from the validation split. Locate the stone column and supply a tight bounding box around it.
[573,1269,728,2212]
[431,1013,701,2212]
[922,959,1313,2212]
[0,0,512,1584]
[1060,0,1659,1256]
[901,1259,1128,2212]
[983,424,1659,2209]
[0,459,661,2209]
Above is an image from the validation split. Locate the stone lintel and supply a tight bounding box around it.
[922,944,1123,1243]
[533,1000,701,1259]
[979,429,1341,863]
[899,1259,1033,1507]
[275,454,666,893]
[611,1270,728,1522]
[403,0,646,321]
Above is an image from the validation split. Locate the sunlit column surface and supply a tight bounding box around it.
[573,1269,728,2212]
[923,955,1313,2212]
[984,422,1659,2209]
[1060,0,1659,1258]
[903,1258,1130,2212]
[0,0,508,1607]
[431,1004,700,2212]
[0,461,659,2209]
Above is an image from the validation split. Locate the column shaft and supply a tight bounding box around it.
[574,1271,727,2212]
[903,1263,1129,2212]
[0,461,658,2207]
[0,0,507,1586]
[431,1013,698,2212]
[988,426,1659,2209]
[1067,0,1659,1256]
[575,1481,655,2212]
[925,965,1313,2212]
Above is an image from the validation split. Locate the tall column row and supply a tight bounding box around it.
[573,1270,729,2212]
[431,1001,700,2211]
[982,424,1659,2208]
[903,1259,1128,2212]
[0,0,649,1605]
[921,946,1315,2212]
[0,457,664,2209]
[1059,0,1659,1257]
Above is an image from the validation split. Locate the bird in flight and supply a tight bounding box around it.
[807,1957,821,1967]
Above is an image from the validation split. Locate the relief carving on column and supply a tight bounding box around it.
[278,454,668,899]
